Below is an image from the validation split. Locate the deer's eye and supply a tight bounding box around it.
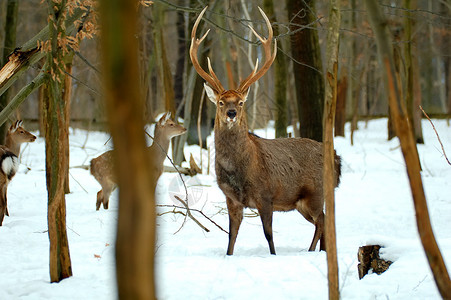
[219,101,224,106]
[238,101,244,107]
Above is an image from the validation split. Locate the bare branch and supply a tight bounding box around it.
[419,106,451,166]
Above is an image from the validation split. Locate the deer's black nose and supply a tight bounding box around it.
[227,109,237,119]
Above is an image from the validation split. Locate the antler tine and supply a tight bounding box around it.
[237,7,277,93]
[190,6,225,93]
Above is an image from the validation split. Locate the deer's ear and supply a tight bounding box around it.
[204,83,218,105]
[159,112,170,125]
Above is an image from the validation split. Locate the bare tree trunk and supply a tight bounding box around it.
[287,0,324,142]
[334,73,347,137]
[349,0,358,145]
[174,9,186,112]
[63,55,73,194]
[365,1,451,298]
[323,1,340,299]
[99,0,156,298]
[0,0,19,144]
[264,0,288,138]
[45,0,72,283]
[153,3,175,116]
[403,0,423,144]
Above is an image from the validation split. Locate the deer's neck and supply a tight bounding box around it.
[5,136,21,156]
[214,116,252,167]
[151,132,171,163]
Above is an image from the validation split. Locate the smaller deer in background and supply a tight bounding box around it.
[90,112,187,210]
[0,120,37,226]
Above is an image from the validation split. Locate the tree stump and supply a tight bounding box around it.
[358,245,392,279]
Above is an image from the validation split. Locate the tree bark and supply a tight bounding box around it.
[45,0,72,283]
[62,55,74,194]
[323,0,341,299]
[334,73,346,137]
[153,3,175,115]
[349,0,358,145]
[264,0,288,138]
[287,0,324,142]
[364,1,451,298]
[403,0,423,144]
[0,0,19,144]
[99,0,157,298]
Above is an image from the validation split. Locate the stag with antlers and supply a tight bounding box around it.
[190,6,341,255]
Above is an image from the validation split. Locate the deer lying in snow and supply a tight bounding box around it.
[190,7,342,255]
[90,112,187,210]
[0,120,37,226]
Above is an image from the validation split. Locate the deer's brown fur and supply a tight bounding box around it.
[191,6,341,255]
[0,121,36,226]
[90,113,186,210]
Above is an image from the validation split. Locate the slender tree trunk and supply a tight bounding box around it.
[185,4,210,147]
[287,0,324,142]
[349,0,358,145]
[404,0,424,144]
[174,9,186,112]
[0,0,19,144]
[99,0,157,298]
[365,1,451,298]
[153,3,175,115]
[45,0,72,283]
[323,0,340,299]
[334,72,346,137]
[63,55,73,194]
[264,0,288,138]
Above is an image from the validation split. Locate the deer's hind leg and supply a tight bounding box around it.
[96,179,115,210]
[296,194,325,252]
[0,182,8,226]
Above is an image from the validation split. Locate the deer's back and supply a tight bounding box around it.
[90,150,116,183]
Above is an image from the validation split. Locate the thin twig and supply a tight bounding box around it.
[419,105,451,166]
[69,170,89,194]
[173,195,209,233]
[157,204,228,234]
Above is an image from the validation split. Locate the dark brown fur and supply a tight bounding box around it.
[207,87,341,255]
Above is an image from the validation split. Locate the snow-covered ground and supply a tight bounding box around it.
[0,118,449,299]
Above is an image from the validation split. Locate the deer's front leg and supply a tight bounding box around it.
[258,201,276,255]
[226,196,244,255]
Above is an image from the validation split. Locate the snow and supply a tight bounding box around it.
[0,118,450,299]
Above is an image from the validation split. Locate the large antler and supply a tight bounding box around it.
[190,6,225,94]
[237,7,277,94]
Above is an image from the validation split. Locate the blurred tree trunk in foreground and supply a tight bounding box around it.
[99,0,157,298]
[365,1,451,298]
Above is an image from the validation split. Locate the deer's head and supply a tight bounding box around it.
[8,120,36,144]
[190,6,277,129]
[155,112,187,140]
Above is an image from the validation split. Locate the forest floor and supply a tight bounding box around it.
[0,118,450,299]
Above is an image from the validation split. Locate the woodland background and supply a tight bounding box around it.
[1,0,450,144]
